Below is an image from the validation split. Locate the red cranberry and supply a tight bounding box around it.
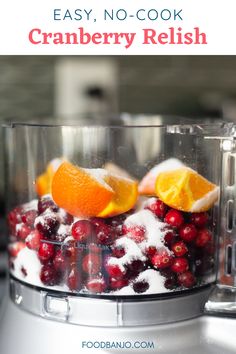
[110,277,128,290]
[164,273,177,290]
[106,214,126,227]
[133,280,149,293]
[82,254,101,274]
[21,210,38,228]
[190,212,208,228]
[105,262,125,279]
[145,198,168,219]
[8,207,22,225]
[26,230,42,250]
[195,229,212,247]
[126,260,146,278]
[122,224,146,243]
[151,251,173,269]
[40,265,60,286]
[164,210,184,228]
[163,230,176,247]
[16,224,31,240]
[71,220,95,242]
[63,239,77,258]
[112,246,126,258]
[35,213,59,237]
[21,267,27,277]
[177,271,196,288]
[88,243,101,254]
[61,212,74,225]
[86,277,106,293]
[146,246,157,257]
[53,250,67,272]
[67,267,81,290]
[171,257,189,273]
[171,241,188,257]
[95,222,114,245]
[8,242,25,258]
[179,224,197,243]
[38,242,55,263]
[38,196,58,214]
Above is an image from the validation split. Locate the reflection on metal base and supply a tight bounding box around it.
[9,277,211,327]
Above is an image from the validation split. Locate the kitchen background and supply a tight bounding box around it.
[1,55,236,296]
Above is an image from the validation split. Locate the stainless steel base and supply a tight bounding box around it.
[0,296,236,354]
[9,277,211,327]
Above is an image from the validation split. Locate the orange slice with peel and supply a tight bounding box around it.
[52,162,114,217]
[155,167,219,212]
[36,158,64,197]
[139,158,185,196]
[98,174,138,217]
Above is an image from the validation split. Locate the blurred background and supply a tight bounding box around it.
[0,55,236,294]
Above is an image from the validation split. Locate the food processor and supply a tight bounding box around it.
[0,120,236,354]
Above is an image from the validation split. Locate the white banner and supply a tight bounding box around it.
[0,0,235,55]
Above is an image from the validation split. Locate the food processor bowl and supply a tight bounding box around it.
[3,120,235,327]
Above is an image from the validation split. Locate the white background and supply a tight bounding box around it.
[0,0,235,55]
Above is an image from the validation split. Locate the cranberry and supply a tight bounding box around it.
[35,213,59,237]
[38,196,58,214]
[110,277,128,290]
[88,243,101,254]
[63,239,77,258]
[86,277,106,293]
[145,198,168,219]
[171,257,189,273]
[164,210,184,228]
[195,229,212,247]
[106,214,126,227]
[61,212,74,225]
[146,246,157,257]
[164,230,176,247]
[26,230,42,250]
[126,260,146,278]
[164,272,177,289]
[40,265,60,286]
[133,280,149,293]
[95,222,114,245]
[21,267,27,277]
[179,224,197,243]
[8,207,23,234]
[177,271,196,288]
[151,251,173,269]
[8,242,25,258]
[171,241,188,257]
[17,224,31,240]
[38,242,55,263]
[71,220,95,242]
[122,224,146,243]
[105,262,125,279]
[21,210,38,228]
[82,254,101,274]
[112,246,126,258]
[190,212,208,228]
[67,267,81,290]
[53,250,67,272]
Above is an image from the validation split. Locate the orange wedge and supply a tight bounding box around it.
[98,174,138,217]
[139,158,185,195]
[52,162,114,217]
[36,158,64,197]
[155,167,219,212]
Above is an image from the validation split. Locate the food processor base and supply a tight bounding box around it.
[0,296,235,354]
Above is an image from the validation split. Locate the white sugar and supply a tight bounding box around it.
[147,158,185,177]
[12,247,43,287]
[22,199,38,211]
[84,168,113,191]
[108,237,147,271]
[57,224,70,236]
[113,269,169,295]
[124,209,169,251]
